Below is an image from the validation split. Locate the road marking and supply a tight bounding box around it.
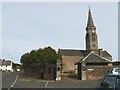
[19,78,31,81]
[45,81,48,88]
[8,74,18,90]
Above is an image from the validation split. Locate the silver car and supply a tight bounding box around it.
[97,68,120,90]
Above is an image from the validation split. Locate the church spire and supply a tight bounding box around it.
[85,7,98,52]
[87,7,95,27]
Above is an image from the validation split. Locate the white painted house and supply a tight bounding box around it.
[0,59,13,72]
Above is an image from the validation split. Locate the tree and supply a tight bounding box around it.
[112,61,120,66]
[20,46,59,69]
[12,63,22,70]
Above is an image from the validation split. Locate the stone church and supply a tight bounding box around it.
[57,8,112,80]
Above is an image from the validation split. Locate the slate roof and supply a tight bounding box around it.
[78,52,112,63]
[59,49,88,56]
[102,50,112,57]
[6,61,12,65]
[0,59,12,65]
[59,49,112,64]
[59,49,112,57]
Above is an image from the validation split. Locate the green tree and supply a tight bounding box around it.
[20,46,59,69]
[12,63,22,70]
[113,61,120,66]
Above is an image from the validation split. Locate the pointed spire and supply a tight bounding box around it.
[87,7,95,27]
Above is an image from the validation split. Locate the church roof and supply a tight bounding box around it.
[59,49,111,57]
[58,49,88,56]
[76,52,112,64]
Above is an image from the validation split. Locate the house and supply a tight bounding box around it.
[1,59,6,71]
[0,59,13,72]
[76,52,112,80]
[58,8,112,80]
[6,60,13,72]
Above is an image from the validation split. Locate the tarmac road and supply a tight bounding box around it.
[13,73,46,88]
[2,72,99,90]
[2,72,18,90]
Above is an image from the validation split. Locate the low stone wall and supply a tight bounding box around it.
[24,68,39,77]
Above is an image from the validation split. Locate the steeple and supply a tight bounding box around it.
[85,7,98,52]
[87,7,95,27]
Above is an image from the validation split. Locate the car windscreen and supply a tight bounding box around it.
[100,75,116,89]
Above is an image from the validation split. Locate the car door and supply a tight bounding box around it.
[116,76,120,90]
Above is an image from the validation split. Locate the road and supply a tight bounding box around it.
[2,72,99,90]
[2,72,18,90]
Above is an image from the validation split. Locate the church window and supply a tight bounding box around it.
[93,44,95,47]
[92,33,95,41]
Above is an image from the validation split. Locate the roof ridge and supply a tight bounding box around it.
[59,49,87,56]
[59,49,86,51]
[82,52,93,62]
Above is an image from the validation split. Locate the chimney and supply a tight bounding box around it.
[99,49,103,56]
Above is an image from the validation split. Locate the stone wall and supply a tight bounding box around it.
[62,56,83,74]
[85,66,112,80]
[24,64,56,80]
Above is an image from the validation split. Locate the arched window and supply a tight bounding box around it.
[92,33,95,41]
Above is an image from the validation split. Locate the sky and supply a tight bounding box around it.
[1,2,118,63]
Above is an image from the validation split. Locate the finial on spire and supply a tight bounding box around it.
[87,6,95,27]
[88,4,90,10]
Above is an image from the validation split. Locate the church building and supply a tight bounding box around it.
[58,8,112,80]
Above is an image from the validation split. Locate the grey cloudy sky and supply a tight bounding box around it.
[1,2,118,63]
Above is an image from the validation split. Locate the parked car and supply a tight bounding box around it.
[108,68,120,74]
[97,68,120,90]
